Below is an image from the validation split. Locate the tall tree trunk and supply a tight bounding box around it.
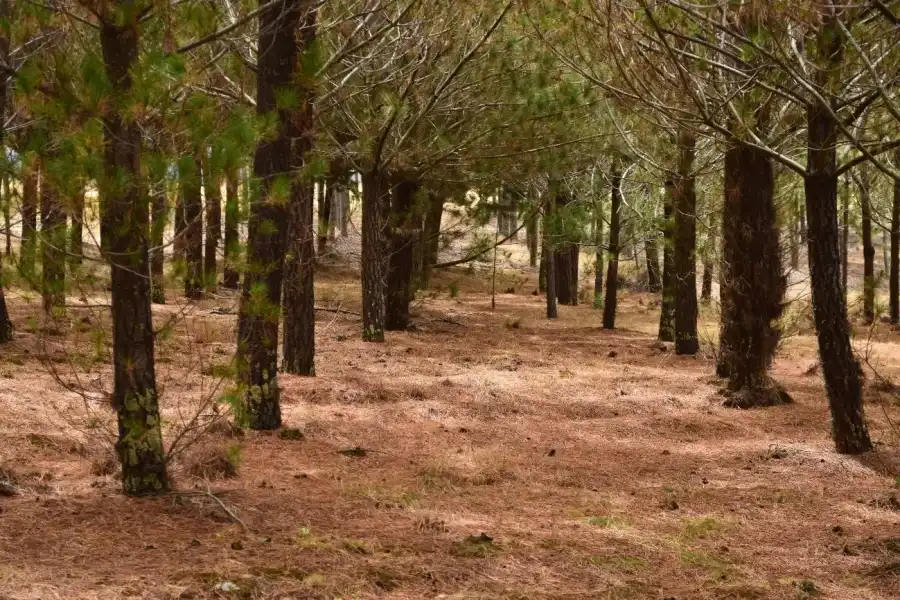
[0,3,13,343]
[2,176,10,258]
[701,209,715,302]
[790,197,800,272]
[181,155,204,299]
[40,165,67,314]
[646,233,661,293]
[173,192,185,262]
[21,167,38,282]
[204,157,222,294]
[554,191,578,305]
[282,181,316,376]
[674,131,699,355]
[593,201,604,308]
[99,6,168,494]
[545,200,557,319]
[719,143,787,408]
[882,229,889,276]
[603,164,622,329]
[419,189,443,289]
[386,178,420,331]
[841,178,849,298]
[340,181,350,237]
[658,184,675,342]
[891,164,900,325]
[362,169,388,341]
[69,185,84,269]
[526,210,539,268]
[804,27,871,453]
[799,200,807,244]
[857,167,875,323]
[236,0,308,429]
[538,248,547,293]
[223,170,240,289]
[317,180,331,256]
[150,187,167,304]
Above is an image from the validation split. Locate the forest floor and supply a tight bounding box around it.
[1,255,900,600]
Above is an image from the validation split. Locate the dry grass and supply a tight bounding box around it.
[1,246,900,599]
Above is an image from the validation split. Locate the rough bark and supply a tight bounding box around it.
[362,169,388,341]
[150,186,166,304]
[40,166,67,314]
[593,202,604,308]
[857,167,875,323]
[418,189,443,289]
[21,167,38,281]
[236,0,308,429]
[603,164,622,329]
[545,201,557,319]
[99,6,169,494]
[317,180,331,256]
[282,182,315,376]
[646,234,661,293]
[891,164,900,324]
[719,143,788,408]
[700,209,715,303]
[841,179,849,298]
[223,170,240,289]
[386,178,420,330]
[203,157,222,294]
[804,30,872,453]
[554,191,578,306]
[526,210,539,268]
[2,177,10,258]
[673,132,699,355]
[658,184,675,342]
[181,155,204,299]
[790,197,801,272]
[0,5,13,342]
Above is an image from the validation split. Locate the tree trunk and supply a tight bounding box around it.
[99,8,169,494]
[857,167,875,323]
[538,249,547,293]
[603,164,622,328]
[790,197,800,272]
[362,169,388,341]
[804,72,871,454]
[700,209,715,303]
[317,180,331,256]
[545,201,557,319]
[658,184,675,342]
[203,157,222,294]
[593,202,604,308]
[2,176,10,258]
[69,185,84,269]
[891,164,900,324]
[40,165,67,314]
[150,187,167,304]
[646,234,661,293]
[554,191,578,306]
[236,0,309,429]
[419,190,443,289]
[526,210,539,267]
[173,192,185,262]
[673,131,699,355]
[181,155,204,299]
[282,181,316,376]
[223,169,240,289]
[719,143,787,408]
[340,181,350,237]
[386,178,420,331]
[0,6,13,342]
[841,178,849,298]
[21,167,38,282]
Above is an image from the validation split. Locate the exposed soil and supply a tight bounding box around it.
[1,256,900,600]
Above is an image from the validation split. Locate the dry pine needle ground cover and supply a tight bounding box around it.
[1,264,900,600]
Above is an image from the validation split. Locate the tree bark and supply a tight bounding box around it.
[646,234,661,293]
[719,143,787,408]
[150,187,167,304]
[0,4,13,342]
[236,0,309,429]
[593,201,604,308]
[553,191,578,305]
[545,201,557,319]
[891,163,900,324]
[362,169,388,341]
[700,209,715,303]
[99,6,169,494]
[21,167,38,281]
[181,155,204,299]
[203,156,222,294]
[673,131,699,355]
[282,181,315,376]
[173,192,185,262]
[658,183,675,342]
[804,56,871,453]
[386,178,420,330]
[69,185,84,269]
[841,178,849,298]
[790,197,801,272]
[526,209,539,268]
[857,167,875,323]
[603,164,622,328]
[223,169,240,289]
[2,176,10,258]
[317,180,331,256]
[40,164,67,314]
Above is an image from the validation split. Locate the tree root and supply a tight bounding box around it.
[722,383,792,409]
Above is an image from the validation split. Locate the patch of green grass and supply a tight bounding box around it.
[340,538,372,554]
[360,485,420,509]
[588,554,648,572]
[679,549,735,581]
[293,527,331,550]
[585,515,630,529]
[302,573,327,588]
[451,533,498,558]
[681,516,728,541]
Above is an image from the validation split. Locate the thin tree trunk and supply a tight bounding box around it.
[554,191,578,305]
[386,178,420,330]
[282,181,315,376]
[545,202,557,319]
[203,156,222,294]
[340,182,350,237]
[173,192,185,262]
[804,28,871,453]
[99,7,168,494]
[317,180,331,256]
[0,5,13,342]
[150,187,167,304]
[419,189,443,289]
[646,231,661,293]
[526,209,539,268]
[362,169,388,341]
[658,184,675,342]
[841,177,849,299]
[720,143,787,408]
[223,169,240,289]
[857,167,875,323]
[603,164,622,329]
[40,165,67,314]
[538,248,547,293]
[891,163,900,324]
[2,176,10,258]
[69,185,84,270]
[181,155,204,299]
[593,201,604,308]
[21,167,38,281]
[674,131,699,355]
[236,0,309,429]
[882,229,889,277]
[790,197,800,272]
[701,209,715,302]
